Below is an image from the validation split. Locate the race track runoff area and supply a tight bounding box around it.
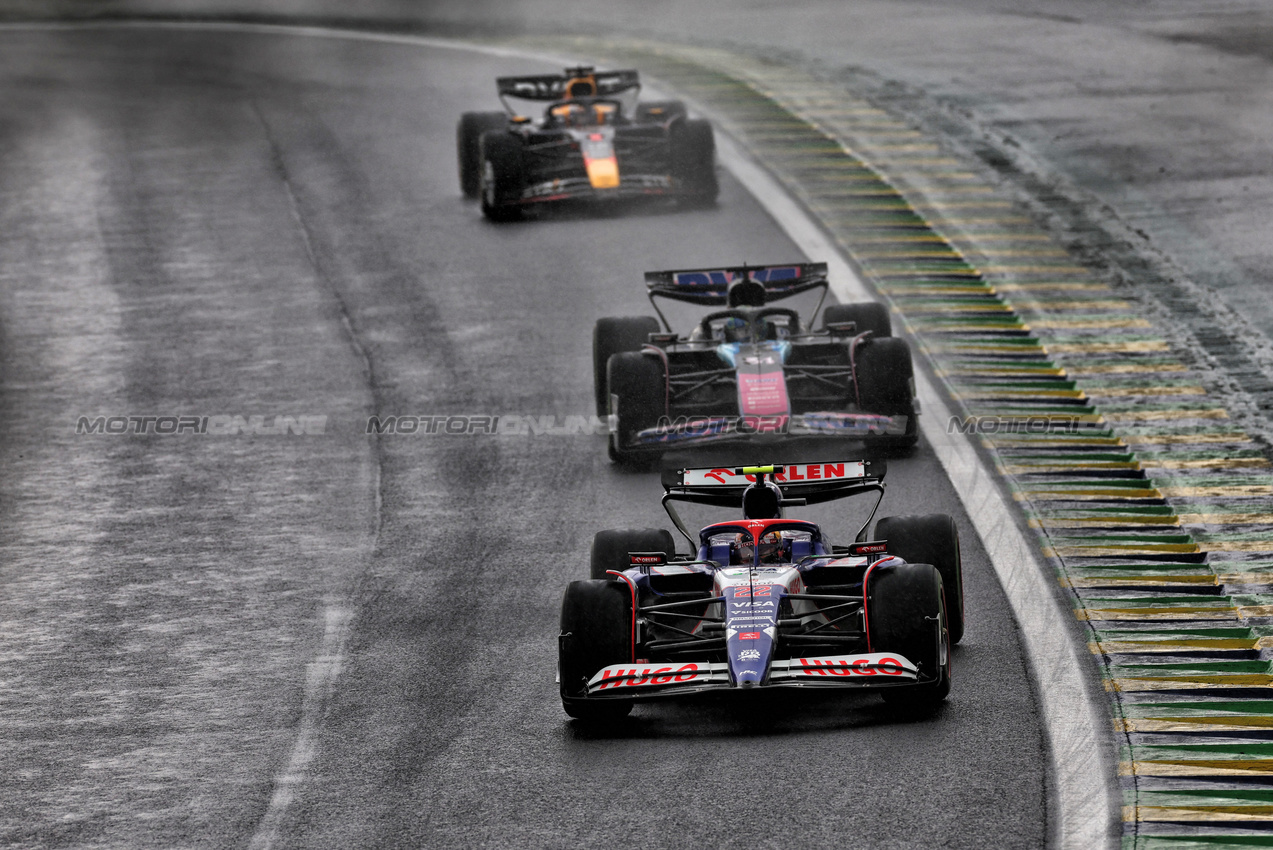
[501,33,1273,850]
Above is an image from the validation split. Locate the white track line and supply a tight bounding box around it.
[247,602,354,850]
[2,20,1119,848]
[712,131,1119,850]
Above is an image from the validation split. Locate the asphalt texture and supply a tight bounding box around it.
[49,0,1273,428]
[0,26,1046,849]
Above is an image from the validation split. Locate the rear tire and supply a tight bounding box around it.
[457,111,507,198]
[591,528,677,580]
[866,562,950,707]
[607,352,665,465]
[479,131,525,222]
[875,514,965,644]
[823,302,892,338]
[854,336,918,450]
[559,580,634,720]
[593,317,661,417]
[671,119,718,208]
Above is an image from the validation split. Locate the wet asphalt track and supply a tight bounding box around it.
[0,27,1046,848]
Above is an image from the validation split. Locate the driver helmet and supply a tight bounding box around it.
[734,531,788,565]
[757,530,789,564]
[719,315,751,342]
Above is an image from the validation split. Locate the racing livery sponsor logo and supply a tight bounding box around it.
[738,649,761,661]
[797,656,907,677]
[683,462,867,487]
[742,354,777,366]
[850,542,888,555]
[738,632,761,640]
[669,266,802,288]
[593,662,702,690]
[581,133,620,190]
[737,370,789,418]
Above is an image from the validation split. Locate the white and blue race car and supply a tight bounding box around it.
[557,461,963,720]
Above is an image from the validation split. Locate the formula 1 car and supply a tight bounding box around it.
[593,262,919,463]
[456,66,718,220]
[558,461,963,720]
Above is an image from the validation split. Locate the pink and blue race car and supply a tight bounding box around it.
[557,461,962,720]
[593,263,919,464]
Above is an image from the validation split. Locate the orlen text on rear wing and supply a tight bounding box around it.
[643,263,830,331]
[659,461,886,547]
[496,68,641,104]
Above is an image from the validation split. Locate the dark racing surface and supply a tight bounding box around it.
[0,25,1047,849]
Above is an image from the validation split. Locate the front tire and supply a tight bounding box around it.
[866,562,950,707]
[854,336,918,450]
[593,317,660,417]
[590,528,677,580]
[607,351,665,465]
[559,580,635,720]
[479,131,525,222]
[457,111,507,198]
[671,119,718,208]
[875,514,965,644]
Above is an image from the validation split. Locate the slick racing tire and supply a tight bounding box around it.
[607,351,665,466]
[635,99,688,123]
[479,131,525,222]
[853,336,918,451]
[590,528,677,580]
[822,302,892,338]
[559,579,635,721]
[593,316,661,417]
[457,111,507,198]
[875,513,965,644]
[865,562,951,708]
[671,118,718,208]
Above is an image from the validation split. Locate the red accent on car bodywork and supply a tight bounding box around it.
[861,559,882,653]
[606,569,639,663]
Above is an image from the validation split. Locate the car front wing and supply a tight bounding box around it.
[581,652,920,701]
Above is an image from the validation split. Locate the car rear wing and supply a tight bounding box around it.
[496,68,641,102]
[660,461,886,546]
[643,263,830,330]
